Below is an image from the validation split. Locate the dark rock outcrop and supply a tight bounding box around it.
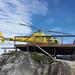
[0,51,71,75]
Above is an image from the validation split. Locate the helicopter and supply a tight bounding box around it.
[0,23,72,44]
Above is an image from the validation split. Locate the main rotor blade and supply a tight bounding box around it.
[19,23,39,30]
[48,30,71,35]
[19,23,72,35]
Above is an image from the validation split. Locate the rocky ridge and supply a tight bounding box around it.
[0,51,74,75]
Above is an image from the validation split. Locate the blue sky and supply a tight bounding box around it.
[0,0,75,48]
[32,0,75,33]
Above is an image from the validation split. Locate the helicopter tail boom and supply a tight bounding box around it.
[0,32,5,43]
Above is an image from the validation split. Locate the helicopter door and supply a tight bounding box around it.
[35,37,46,43]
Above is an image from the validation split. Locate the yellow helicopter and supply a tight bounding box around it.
[0,31,59,44]
[0,23,71,44]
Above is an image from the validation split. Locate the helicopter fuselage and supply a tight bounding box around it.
[8,31,59,44]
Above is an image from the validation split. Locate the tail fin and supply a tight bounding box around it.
[0,32,3,37]
[0,32,5,43]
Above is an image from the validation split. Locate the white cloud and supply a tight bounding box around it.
[0,0,48,47]
[48,27,63,35]
[51,27,62,31]
[0,0,48,36]
[46,18,55,24]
